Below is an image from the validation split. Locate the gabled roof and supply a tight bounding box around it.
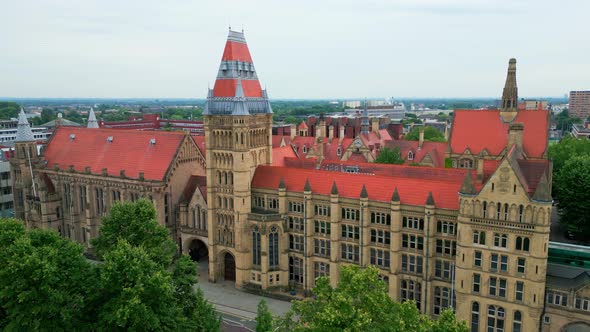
[252,165,474,209]
[385,140,447,167]
[449,109,548,158]
[181,175,207,203]
[44,127,185,181]
[191,135,206,156]
[272,145,297,167]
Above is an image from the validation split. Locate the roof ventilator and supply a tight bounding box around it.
[107,136,113,143]
[149,138,156,145]
[69,134,76,140]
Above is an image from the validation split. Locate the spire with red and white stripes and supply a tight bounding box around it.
[204,29,272,115]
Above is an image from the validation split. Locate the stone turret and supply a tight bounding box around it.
[500,58,518,122]
[15,109,35,142]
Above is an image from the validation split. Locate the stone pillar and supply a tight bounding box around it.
[329,188,340,287]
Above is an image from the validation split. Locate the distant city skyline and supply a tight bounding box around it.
[1,0,589,99]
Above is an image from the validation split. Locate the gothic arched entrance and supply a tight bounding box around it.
[223,252,236,281]
[188,239,208,262]
[563,322,590,332]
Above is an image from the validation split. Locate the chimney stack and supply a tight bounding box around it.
[328,125,334,140]
[339,125,345,143]
[418,127,425,150]
[371,118,379,134]
[290,124,296,140]
[508,123,524,150]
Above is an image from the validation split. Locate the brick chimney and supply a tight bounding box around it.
[339,126,345,143]
[328,125,334,140]
[371,118,379,134]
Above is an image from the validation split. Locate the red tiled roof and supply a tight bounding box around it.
[222,41,253,62]
[191,135,206,156]
[284,157,318,169]
[347,153,368,162]
[385,140,447,168]
[272,135,291,148]
[251,165,471,209]
[298,121,308,130]
[44,127,185,181]
[212,79,263,98]
[272,146,297,167]
[450,110,548,158]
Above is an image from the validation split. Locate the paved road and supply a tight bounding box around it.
[194,259,292,332]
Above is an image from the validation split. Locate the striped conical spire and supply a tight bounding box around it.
[204,30,272,116]
[15,108,35,142]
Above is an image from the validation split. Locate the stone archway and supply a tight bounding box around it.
[223,252,236,281]
[188,239,208,262]
[563,322,590,332]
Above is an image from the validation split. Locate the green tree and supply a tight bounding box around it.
[283,115,300,125]
[172,255,220,332]
[405,126,446,142]
[554,155,590,240]
[91,199,177,267]
[374,146,405,164]
[431,309,469,332]
[256,299,273,332]
[548,135,590,175]
[277,265,467,332]
[0,101,20,120]
[555,109,582,132]
[96,240,180,331]
[0,218,97,331]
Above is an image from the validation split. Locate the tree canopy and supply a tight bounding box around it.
[554,155,590,240]
[405,126,446,142]
[0,199,221,331]
[91,199,177,267]
[374,146,405,165]
[0,218,96,331]
[275,265,468,332]
[0,101,20,120]
[256,299,273,332]
[548,136,590,240]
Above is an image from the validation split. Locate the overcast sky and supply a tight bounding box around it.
[1,0,589,99]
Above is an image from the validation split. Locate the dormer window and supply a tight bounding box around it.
[302,146,308,153]
[336,147,342,156]
[408,151,414,161]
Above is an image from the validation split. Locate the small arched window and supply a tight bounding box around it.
[408,151,414,161]
[518,205,524,223]
[513,311,522,332]
[471,302,480,332]
[504,203,509,221]
[482,201,487,218]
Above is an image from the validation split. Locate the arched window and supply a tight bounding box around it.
[487,305,505,332]
[516,236,530,252]
[496,202,502,219]
[513,310,522,332]
[269,226,279,268]
[471,302,479,332]
[434,286,454,315]
[252,226,261,265]
[408,151,414,161]
[473,231,485,245]
[192,208,196,228]
[518,205,524,223]
[504,203,509,221]
[482,201,487,218]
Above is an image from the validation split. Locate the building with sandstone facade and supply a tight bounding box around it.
[11,30,590,332]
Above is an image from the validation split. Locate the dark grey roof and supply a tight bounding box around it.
[546,263,590,290]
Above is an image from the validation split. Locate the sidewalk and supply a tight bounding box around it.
[195,260,293,320]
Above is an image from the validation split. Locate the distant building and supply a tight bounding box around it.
[572,123,590,139]
[342,100,361,108]
[100,113,205,135]
[569,91,590,119]
[0,119,51,143]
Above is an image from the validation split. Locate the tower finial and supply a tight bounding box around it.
[501,58,518,113]
[15,108,35,142]
[87,107,99,128]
